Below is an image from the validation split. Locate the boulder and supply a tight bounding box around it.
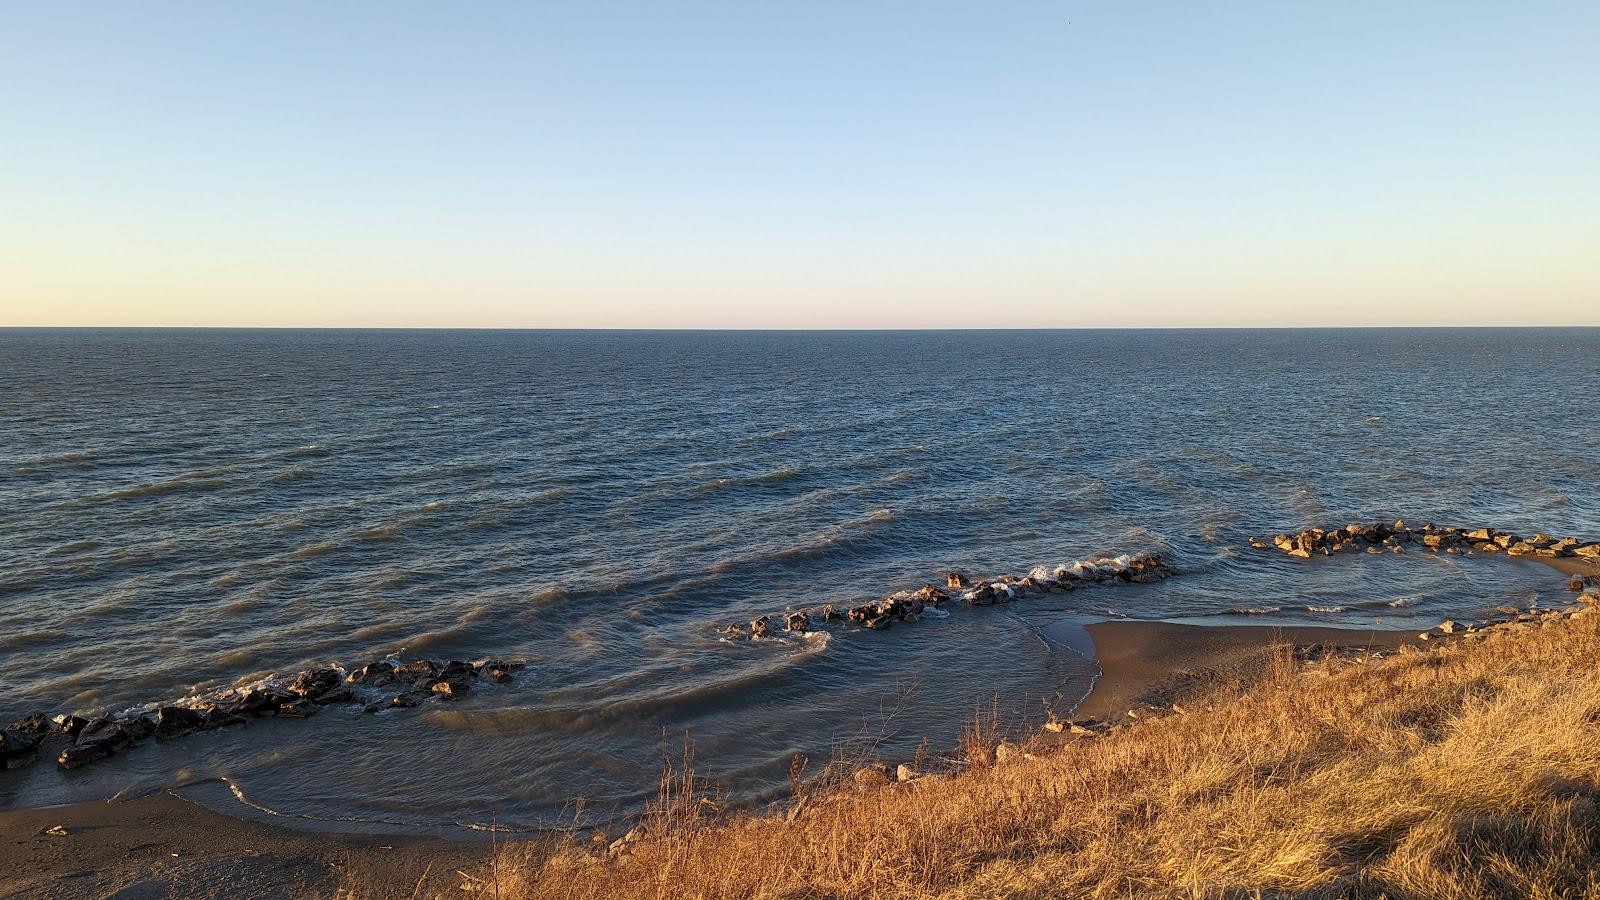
[287,668,341,699]
[861,614,891,631]
[1438,620,1458,634]
[0,729,41,770]
[785,611,810,633]
[312,687,357,705]
[946,572,966,589]
[277,698,319,718]
[347,661,395,684]
[820,604,844,620]
[153,706,205,740]
[51,714,88,738]
[1463,527,1494,542]
[750,616,772,638]
[896,763,918,782]
[57,743,113,770]
[193,704,245,730]
[441,660,476,679]
[721,623,745,639]
[7,713,51,737]
[394,660,440,680]
[431,679,471,699]
[1573,543,1600,560]
[479,662,518,683]
[847,604,877,623]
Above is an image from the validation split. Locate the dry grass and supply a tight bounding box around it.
[472,608,1600,899]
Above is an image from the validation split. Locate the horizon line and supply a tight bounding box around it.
[2,324,1598,332]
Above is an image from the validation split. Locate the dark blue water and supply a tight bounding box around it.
[2,328,1597,829]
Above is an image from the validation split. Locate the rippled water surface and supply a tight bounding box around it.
[2,328,1597,829]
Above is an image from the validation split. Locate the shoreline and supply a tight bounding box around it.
[6,554,1595,897]
[0,622,1466,898]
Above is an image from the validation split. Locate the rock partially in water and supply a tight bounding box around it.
[347,661,396,684]
[946,571,966,589]
[431,678,472,699]
[57,742,113,770]
[785,610,810,633]
[287,668,341,700]
[750,616,773,638]
[7,713,51,738]
[153,706,204,740]
[1,729,41,770]
[1251,522,1597,565]
[17,655,528,773]
[51,714,88,738]
[277,698,319,718]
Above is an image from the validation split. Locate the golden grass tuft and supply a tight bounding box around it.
[477,608,1600,899]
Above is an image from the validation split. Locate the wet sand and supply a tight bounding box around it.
[1073,620,1420,722]
[0,789,494,899]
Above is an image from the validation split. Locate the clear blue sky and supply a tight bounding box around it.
[3,2,1597,327]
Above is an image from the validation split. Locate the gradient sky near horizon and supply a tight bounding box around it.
[3,3,1598,328]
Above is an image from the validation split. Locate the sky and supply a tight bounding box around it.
[2,2,1597,328]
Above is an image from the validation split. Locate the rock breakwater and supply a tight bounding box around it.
[721,552,1175,639]
[1249,521,1600,561]
[0,657,525,773]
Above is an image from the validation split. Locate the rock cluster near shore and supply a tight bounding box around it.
[721,552,1175,639]
[1249,520,1600,561]
[0,657,525,773]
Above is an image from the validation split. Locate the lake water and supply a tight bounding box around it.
[2,327,1597,831]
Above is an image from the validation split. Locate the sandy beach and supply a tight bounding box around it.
[0,789,491,899]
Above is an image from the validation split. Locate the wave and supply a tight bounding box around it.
[693,466,803,496]
[270,466,319,483]
[707,508,898,575]
[92,468,235,501]
[1227,606,1283,615]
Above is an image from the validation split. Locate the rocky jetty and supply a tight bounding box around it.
[1249,521,1600,561]
[1,657,525,773]
[721,552,1175,639]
